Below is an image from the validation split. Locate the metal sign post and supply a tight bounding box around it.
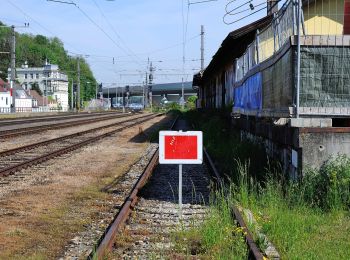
[179,164,183,218]
[159,131,203,219]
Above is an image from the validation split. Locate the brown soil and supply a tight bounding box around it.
[0,114,170,259]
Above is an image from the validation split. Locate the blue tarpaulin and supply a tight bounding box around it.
[234,72,262,110]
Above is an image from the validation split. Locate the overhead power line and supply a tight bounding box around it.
[47,0,144,69]
[91,0,142,64]
[6,0,82,53]
[223,0,282,25]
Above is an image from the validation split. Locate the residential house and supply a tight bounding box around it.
[14,85,33,112]
[0,78,11,113]
[8,61,69,111]
[26,89,58,111]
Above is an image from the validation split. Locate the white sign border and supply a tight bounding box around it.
[159,131,203,164]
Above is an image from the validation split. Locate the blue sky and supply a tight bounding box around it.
[0,0,268,87]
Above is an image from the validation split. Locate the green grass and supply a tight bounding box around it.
[237,168,350,259]
[171,189,248,259]
[179,109,350,259]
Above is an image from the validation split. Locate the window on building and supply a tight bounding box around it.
[36,74,39,79]
[6,97,8,105]
[25,74,27,79]
[30,74,33,79]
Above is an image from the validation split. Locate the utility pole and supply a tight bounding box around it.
[149,62,154,111]
[71,79,74,110]
[115,86,118,107]
[142,81,145,108]
[200,25,205,71]
[122,86,125,113]
[10,25,16,112]
[107,87,110,109]
[95,82,98,101]
[77,56,80,110]
[145,72,148,107]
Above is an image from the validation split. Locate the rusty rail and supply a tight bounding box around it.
[0,114,160,177]
[0,113,146,158]
[203,149,265,260]
[89,115,179,260]
[89,115,265,260]
[0,113,132,139]
[93,149,159,259]
[0,111,120,126]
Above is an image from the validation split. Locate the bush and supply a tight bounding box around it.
[186,95,197,110]
[301,155,350,210]
[166,102,181,111]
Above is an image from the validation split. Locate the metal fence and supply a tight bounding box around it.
[298,0,350,115]
[234,0,350,117]
[236,0,296,81]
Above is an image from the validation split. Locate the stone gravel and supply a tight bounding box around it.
[112,158,211,259]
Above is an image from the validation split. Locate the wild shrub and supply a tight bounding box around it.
[301,155,350,210]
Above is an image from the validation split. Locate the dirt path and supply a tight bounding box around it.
[0,114,171,259]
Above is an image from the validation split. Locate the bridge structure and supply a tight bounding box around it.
[102,81,196,106]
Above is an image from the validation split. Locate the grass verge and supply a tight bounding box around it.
[173,109,350,259]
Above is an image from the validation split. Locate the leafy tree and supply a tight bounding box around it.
[0,21,97,103]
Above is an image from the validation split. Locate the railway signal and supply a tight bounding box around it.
[159,130,203,218]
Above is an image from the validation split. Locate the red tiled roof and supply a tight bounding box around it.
[0,86,10,93]
[0,78,9,88]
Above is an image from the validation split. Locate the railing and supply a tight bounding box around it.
[0,106,51,113]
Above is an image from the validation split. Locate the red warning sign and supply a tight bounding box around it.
[159,131,203,164]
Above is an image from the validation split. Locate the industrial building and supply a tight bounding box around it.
[193,0,350,177]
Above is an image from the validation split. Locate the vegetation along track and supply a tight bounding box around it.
[91,117,211,259]
[0,112,133,139]
[0,113,160,177]
[89,117,266,260]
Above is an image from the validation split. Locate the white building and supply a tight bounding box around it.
[14,86,32,112]
[0,87,11,113]
[8,61,69,111]
[0,79,11,113]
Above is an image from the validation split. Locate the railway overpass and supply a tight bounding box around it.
[102,81,196,106]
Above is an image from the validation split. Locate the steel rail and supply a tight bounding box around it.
[0,114,160,177]
[0,114,147,157]
[0,113,133,139]
[204,150,264,260]
[93,149,160,259]
[89,115,179,260]
[0,111,120,126]
[89,115,265,260]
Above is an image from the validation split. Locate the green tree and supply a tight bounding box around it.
[0,21,97,104]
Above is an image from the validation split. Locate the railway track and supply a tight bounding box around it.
[0,112,133,139]
[0,113,160,177]
[84,117,266,260]
[0,111,119,126]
